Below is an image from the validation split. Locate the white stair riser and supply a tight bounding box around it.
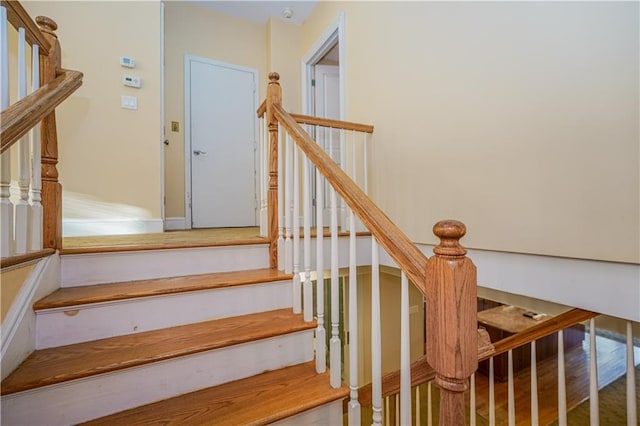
[61,244,269,287]
[271,400,344,426]
[36,280,292,349]
[2,331,314,426]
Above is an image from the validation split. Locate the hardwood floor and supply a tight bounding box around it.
[61,227,266,253]
[471,333,639,425]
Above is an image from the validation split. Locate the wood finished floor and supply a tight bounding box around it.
[61,227,362,254]
[471,334,639,426]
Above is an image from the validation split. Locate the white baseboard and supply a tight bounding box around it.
[62,219,163,237]
[164,217,186,231]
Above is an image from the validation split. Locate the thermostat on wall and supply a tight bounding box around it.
[123,75,141,88]
[120,56,136,68]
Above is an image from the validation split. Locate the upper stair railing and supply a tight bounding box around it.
[0,1,83,267]
[259,72,479,425]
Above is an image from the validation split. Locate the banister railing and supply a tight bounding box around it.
[261,72,478,425]
[0,0,83,265]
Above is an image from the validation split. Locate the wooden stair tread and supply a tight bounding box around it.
[1,309,314,395]
[34,268,292,310]
[83,361,349,426]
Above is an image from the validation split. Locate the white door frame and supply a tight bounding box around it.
[301,11,346,119]
[160,2,166,227]
[183,55,259,229]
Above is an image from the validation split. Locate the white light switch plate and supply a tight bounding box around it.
[121,95,138,110]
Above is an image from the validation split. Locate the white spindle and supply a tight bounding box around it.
[302,156,312,322]
[371,239,382,426]
[400,271,411,426]
[626,321,637,426]
[15,27,30,255]
[489,357,495,426]
[277,124,284,270]
[470,373,476,426]
[29,44,42,252]
[427,381,433,426]
[315,165,326,374]
[415,385,421,426]
[363,132,369,195]
[588,319,599,426]
[531,340,539,426]
[258,117,266,237]
[508,349,515,426]
[347,207,360,423]
[339,128,347,229]
[329,159,341,388]
[558,329,567,426]
[292,146,301,314]
[0,5,14,258]
[284,133,293,273]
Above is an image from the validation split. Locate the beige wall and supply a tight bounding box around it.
[300,2,639,263]
[24,1,163,223]
[267,17,301,113]
[164,2,268,218]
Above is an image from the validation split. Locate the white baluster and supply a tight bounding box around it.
[363,132,369,195]
[15,27,29,255]
[400,271,412,426]
[339,128,347,229]
[489,357,495,426]
[277,124,284,270]
[588,319,599,426]
[315,166,326,374]
[29,44,42,252]
[627,321,637,426]
[531,340,539,426]
[415,385,421,426]
[470,373,476,426]
[0,5,14,258]
[258,117,266,237]
[303,156,312,322]
[347,207,360,423]
[558,329,567,426]
[427,381,433,426]
[329,165,341,388]
[372,239,382,426]
[292,146,301,314]
[284,133,293,273]
[508,349,515,426]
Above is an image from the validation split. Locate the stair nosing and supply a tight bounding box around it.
[34,268,293,311]
[1,309,315,396]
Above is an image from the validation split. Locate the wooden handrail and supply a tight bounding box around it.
[290,113,374,133]
[480,307,597,361]
[273,103,428,294]
[0,248,55,269]
[2,1,50,54]
[1,69,83,154]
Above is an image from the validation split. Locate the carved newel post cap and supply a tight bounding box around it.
[36,16,58,37]
[432,220,467,257]
[269,72,280,83]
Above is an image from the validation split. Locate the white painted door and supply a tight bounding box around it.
[187,57,257,228]
[314,65,340,223]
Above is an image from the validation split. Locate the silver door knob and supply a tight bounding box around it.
[193,150,207,156]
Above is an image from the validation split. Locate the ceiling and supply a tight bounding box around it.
[189,1,319,26]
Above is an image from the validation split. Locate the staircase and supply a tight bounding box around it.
[1,243,348,425]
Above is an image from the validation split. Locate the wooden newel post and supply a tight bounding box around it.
[36,16,62,250]
[266,72,281,268]
[426,220,478,425]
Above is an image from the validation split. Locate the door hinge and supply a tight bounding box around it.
[312,197,317,207]
[311,79,316,87]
